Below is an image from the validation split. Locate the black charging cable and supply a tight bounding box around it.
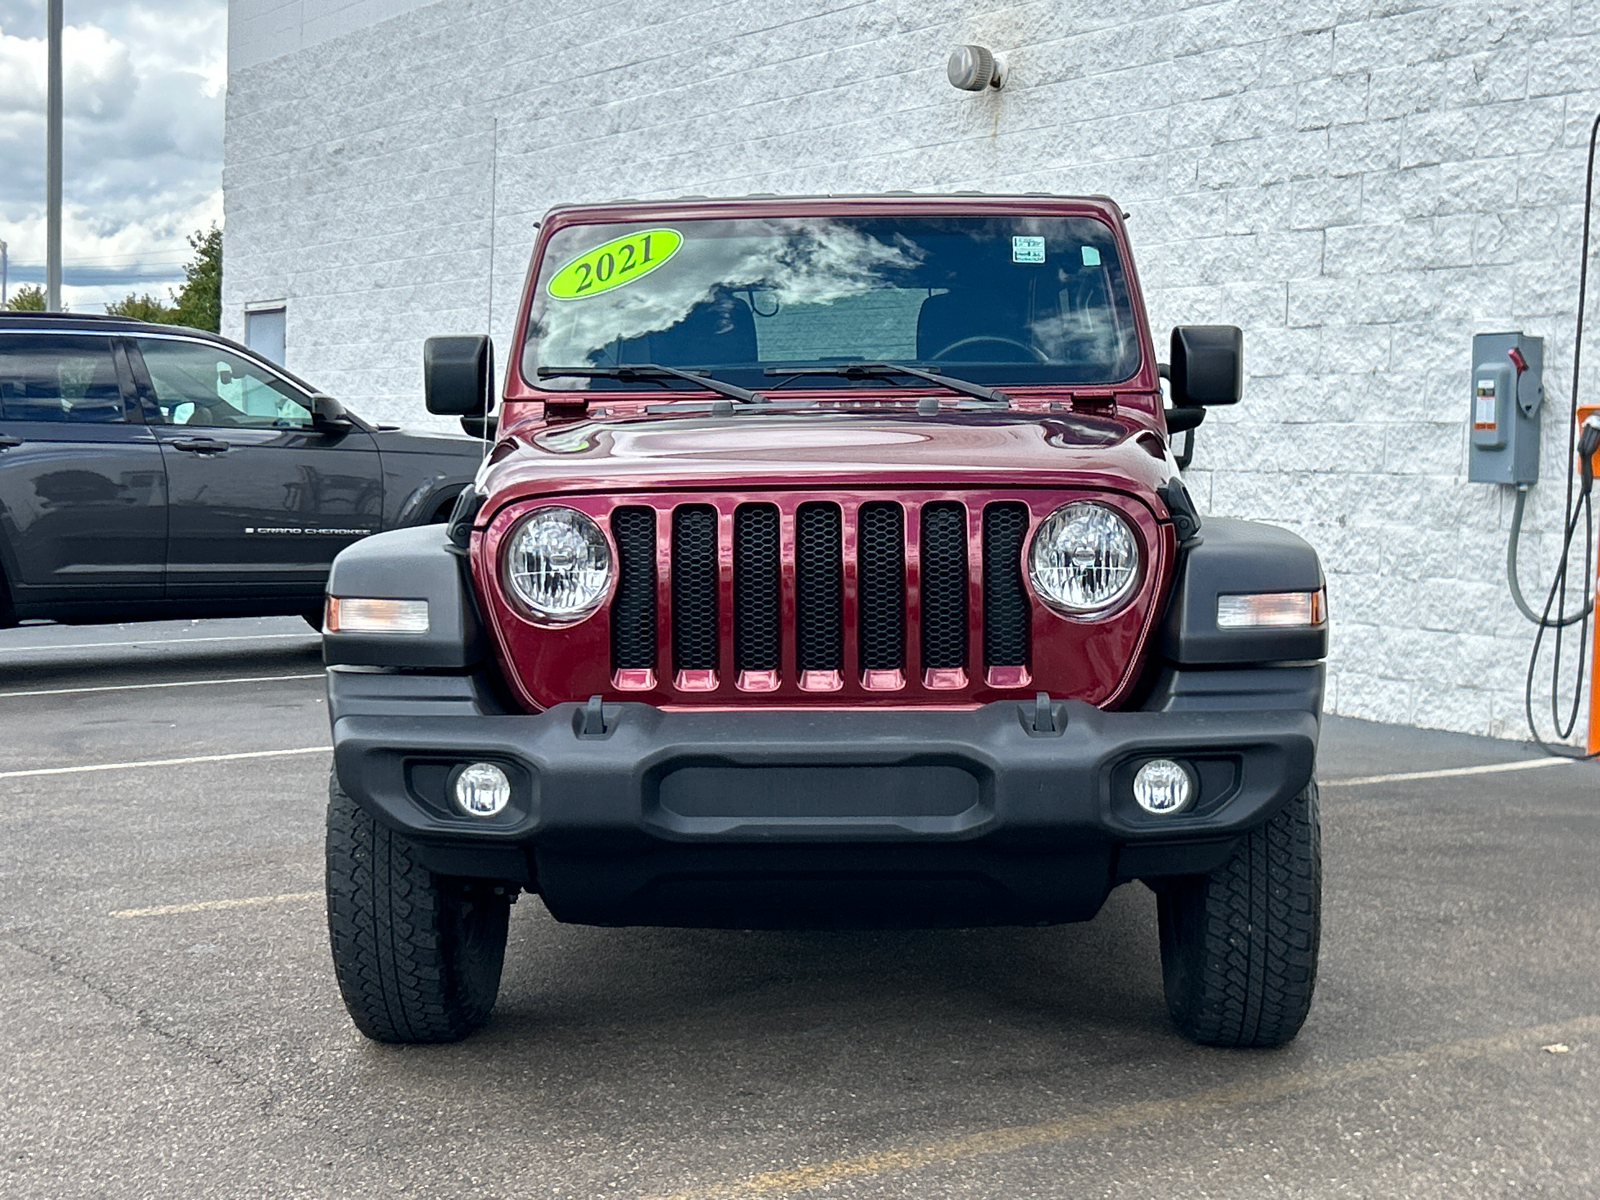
[1524,112,1600,758]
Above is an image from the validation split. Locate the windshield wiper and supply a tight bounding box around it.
[538,364,766,405]
[762,363,1012,407]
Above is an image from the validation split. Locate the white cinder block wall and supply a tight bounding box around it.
[224,0,1600,742]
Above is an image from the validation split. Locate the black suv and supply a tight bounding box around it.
[0,313,484,627]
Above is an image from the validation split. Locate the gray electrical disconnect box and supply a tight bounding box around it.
[1468,331,1543,485]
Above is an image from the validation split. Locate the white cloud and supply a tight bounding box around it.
[0,23,138,120]
[0,0,225,311]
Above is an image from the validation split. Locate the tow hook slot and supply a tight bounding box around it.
[575,694,618,739]
[1024,692,1066,737]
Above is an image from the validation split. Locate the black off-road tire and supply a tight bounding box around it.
[1157,781,1321,1049]
[326,775,510,1043]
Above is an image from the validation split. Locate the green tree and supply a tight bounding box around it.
[105,292,176,322]
[170,225,221,332]
[5,284,48,311]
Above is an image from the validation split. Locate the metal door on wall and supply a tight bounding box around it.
[127,335,381,602]
[0,332,165,606]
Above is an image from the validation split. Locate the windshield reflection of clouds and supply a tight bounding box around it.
[522,215,1139,388]
[528,221,922,386]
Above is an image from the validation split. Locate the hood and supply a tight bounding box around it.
[479,411,1174,510]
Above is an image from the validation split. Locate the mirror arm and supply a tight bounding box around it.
[1165,406,1206,434]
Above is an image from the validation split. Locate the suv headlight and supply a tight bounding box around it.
[502,506,612,623]
[1028,501,1141,615]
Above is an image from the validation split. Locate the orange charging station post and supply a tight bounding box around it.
[1583,402,1600,754]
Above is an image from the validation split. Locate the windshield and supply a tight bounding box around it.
[522,214,1142,392]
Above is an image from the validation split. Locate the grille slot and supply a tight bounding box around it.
[857,502,905,671]
[920,502,968,670]
[610,506,657,671]
[982,502,1031,668]
[794,502,843,671]
[671,505,718,672]
[733,504,781,672]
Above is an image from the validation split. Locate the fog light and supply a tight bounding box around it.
[453,762,511,817]
[1133,759,1192,815]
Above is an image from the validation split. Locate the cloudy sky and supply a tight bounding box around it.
[0,0,225,311]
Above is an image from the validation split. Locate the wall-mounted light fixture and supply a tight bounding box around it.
[948,45,1005,91]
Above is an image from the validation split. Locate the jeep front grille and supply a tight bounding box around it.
[670,505,719,677]
[732,503,781,675]
[610,506,657,671]
[919,501,968,673]
[606,494,1035,698]
[982,501,1031,671]
[856,501,905,673]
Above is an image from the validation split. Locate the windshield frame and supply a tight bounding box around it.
[509,196,1155,405]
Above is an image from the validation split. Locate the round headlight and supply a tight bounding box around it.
[502,506,612,622]
[1028,501,1140,615]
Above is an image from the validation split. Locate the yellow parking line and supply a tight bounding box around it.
[643,1015,1600,1200]
[111,890,321,919]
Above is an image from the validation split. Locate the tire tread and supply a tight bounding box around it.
[325,775,507,1043]
[1159,782,1321,1048]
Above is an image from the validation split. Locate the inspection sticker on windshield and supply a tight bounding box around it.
[547,228,683,300]
[1011,236,1045,264]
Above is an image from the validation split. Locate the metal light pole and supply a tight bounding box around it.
[1,240,8,306]
[46,0,63,311]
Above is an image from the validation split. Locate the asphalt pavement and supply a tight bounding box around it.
[1,616,1596,1199]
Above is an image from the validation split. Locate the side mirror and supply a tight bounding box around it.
[460,413,498,440]
[309,392,353,428]
[425,335,494,416]
[1169,326,1243,407]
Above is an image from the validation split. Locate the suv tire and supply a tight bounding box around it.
[326,774,510,1043]
[1156,781,1321,1049]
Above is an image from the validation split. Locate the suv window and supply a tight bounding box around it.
[0,334,129,423]
[136,337,312,429]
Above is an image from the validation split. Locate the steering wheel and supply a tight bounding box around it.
[929,336,1049,363]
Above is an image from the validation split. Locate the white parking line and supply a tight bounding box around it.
[0,746,328,780]
[0,632,315,654]
[1324,758,1574,787]
[111,890,320,919]
[0,672,324,699]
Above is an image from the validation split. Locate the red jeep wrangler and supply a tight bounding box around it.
[321,195,1327,1048]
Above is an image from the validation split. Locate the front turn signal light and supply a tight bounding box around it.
[324,597,430,634]
[1216,588,1326,629]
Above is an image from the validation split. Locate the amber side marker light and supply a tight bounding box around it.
[1215,588,1326,629]
[324,597,430,634]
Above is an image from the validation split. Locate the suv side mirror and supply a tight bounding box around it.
[309,392,353,428]
[425,335,494,416]
[1169,326,1243,407]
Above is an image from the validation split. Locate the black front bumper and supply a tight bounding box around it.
[329,666,1320,928]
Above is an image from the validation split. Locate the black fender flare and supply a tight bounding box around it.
[1160,518,1327,666]
[323,526,485,669]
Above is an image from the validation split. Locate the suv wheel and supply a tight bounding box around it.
[326,774,510,1043]
[1156,781,1321,1049]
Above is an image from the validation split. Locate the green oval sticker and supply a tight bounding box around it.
[546,228,683,300]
